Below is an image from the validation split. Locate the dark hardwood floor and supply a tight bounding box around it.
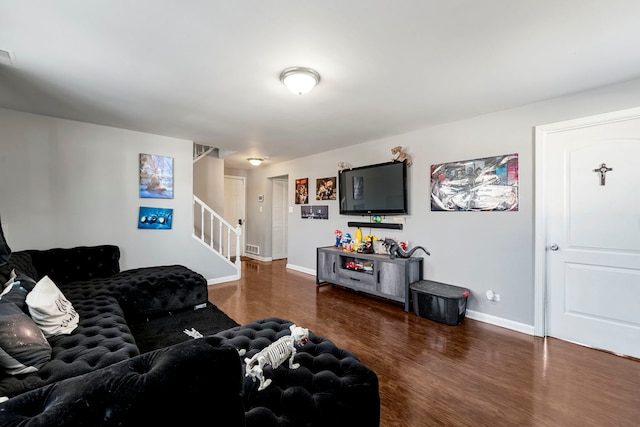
[208,259,640,427]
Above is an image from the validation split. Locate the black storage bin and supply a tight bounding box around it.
[410,280,470,326]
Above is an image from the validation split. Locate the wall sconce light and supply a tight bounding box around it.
[280,67,321,95]
[248,158,263,166]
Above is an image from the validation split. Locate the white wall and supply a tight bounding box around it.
[193,155,225,214]
[244,77,640,329]
[0,108,236,280]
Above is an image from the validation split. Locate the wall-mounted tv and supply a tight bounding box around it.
[339,161,408,215]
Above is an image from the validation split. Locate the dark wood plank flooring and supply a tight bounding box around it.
[208,259,640,427]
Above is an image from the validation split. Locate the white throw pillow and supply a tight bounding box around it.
[26,276,79,337]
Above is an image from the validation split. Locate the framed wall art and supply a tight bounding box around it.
[301,205,328,219]
[138,207,173,229]
[139,153,174,199]
[430,153,519,211]
[295,178,308,204]
[316,177,336,200]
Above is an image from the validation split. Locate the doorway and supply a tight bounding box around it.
[534,107,640,358]
[224,175,246,258]
[271,176,288,260]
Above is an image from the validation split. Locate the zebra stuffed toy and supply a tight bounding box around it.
[244,324,309,391]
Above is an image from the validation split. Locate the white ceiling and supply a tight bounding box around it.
[1,1,640,169]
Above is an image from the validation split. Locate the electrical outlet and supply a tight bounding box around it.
[485,290,500,302]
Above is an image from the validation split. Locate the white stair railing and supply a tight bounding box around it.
[193,195,242,277]
[193,143,215,163]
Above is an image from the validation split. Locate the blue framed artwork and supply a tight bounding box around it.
[138,207,173,229]
[139,153,174,199]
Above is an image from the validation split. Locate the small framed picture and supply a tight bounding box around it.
[138,207,173,229]
[295,178,309,204]
[301,205,329,219]
[316,177,336,200]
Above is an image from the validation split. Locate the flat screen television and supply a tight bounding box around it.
[339,161,408,215]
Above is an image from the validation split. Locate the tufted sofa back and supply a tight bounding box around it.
[25,245,121,285]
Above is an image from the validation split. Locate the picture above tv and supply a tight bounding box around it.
[339,161,408,215]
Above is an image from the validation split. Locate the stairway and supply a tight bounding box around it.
[192,144,242,280]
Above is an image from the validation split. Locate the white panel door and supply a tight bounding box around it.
[271,178,288,260]
[541,110,640,358]
[224,175,245,258]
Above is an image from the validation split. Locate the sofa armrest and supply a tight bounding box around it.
[25,245,120,285]
[0,336,245,427]
[112,265,209,321]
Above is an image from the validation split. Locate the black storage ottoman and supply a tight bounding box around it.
[410,280,470,326]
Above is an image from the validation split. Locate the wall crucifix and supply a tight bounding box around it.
[593,163,613,186]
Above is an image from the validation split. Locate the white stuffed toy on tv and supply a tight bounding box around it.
[244,324,309,391]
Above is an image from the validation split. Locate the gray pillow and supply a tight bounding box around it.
[0,300,52,375]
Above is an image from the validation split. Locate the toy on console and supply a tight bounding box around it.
[334,229,342,247]
[382,238,430,259]
[342,233,352,251]
[361,239,374,254]
[244,324,310,391]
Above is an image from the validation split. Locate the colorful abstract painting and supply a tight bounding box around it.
[431,153,519,211]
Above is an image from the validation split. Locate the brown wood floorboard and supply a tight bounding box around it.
[208,259,640,427]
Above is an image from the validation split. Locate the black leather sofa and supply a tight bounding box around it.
[0,244,380,426]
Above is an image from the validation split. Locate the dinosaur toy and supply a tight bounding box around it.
[382,238,430,259]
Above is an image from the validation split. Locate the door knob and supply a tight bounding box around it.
[549,244,559,251]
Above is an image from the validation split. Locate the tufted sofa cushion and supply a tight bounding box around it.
[60,265,209,322]
[215,317,380,427]
[0,294,138,398]
[0,336,246,427]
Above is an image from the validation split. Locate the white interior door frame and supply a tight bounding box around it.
[271,177,288,260]
[533,106,640,337]
[224,175,246,257]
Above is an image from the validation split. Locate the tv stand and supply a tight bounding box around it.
[347,221,403,230]
[316,246,422,311]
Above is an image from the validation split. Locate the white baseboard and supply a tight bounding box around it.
[286,264,316,276]
[465,309,535,336]
[244,254,272,262]
[207,275,239,285]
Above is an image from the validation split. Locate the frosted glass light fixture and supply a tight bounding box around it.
[247,158,263,166]
[280,67,320,95]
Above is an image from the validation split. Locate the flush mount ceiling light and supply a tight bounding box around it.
[280,67,320,95]
[247,158,263,166]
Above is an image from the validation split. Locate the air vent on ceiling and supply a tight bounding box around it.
[0,49,13,65]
